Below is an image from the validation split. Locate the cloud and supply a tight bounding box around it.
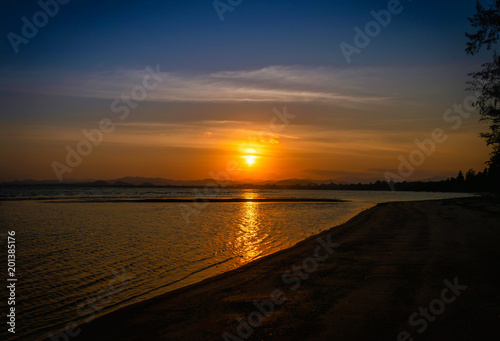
[0,65,400,104]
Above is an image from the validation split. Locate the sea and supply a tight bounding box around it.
[0,187,475,340]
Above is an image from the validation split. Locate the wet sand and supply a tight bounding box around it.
[67,196,500,341]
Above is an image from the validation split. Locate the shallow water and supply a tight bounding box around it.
[0,188,474,340]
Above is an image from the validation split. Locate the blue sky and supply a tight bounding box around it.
[1,0,485,70]
[0,0,495,181]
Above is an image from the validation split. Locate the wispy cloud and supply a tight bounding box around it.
[0,65,400,104]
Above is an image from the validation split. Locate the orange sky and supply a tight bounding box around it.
[0,66,491,182]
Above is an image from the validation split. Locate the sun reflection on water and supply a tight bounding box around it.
[235,201,268,262]
[241,189,260,201]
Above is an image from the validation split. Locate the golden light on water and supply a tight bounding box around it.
[242,189,259,200]
[235,201,267,262]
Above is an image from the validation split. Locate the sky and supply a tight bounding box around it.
[0,0,495,182]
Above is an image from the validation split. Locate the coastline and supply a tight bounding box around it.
[61,196,500,340]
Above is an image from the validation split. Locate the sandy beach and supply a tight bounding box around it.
[65,196,500,341]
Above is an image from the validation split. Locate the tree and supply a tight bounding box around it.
[466,1,500,190]
[467,53,500,167]
[465,0,500,55]
[466,168,477,181]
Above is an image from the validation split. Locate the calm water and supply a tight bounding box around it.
[0,187,474,340]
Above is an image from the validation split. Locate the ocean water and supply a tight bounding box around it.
[0,187,474,340]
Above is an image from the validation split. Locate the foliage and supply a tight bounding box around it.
[465,0,500,55]
[466,1,500,190]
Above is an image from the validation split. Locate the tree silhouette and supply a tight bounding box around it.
[466,0,500,190]
[465,1,500,55]
[466,169,476,182]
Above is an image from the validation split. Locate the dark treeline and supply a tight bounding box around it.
[326,169,497,192]
[2,169,498,193]
[229,169,498,193]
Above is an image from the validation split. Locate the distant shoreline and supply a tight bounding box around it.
[9,198,349,203]
[1,175,493,193]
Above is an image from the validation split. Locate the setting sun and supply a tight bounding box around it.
[245,155,256,166]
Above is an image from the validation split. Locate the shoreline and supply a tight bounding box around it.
[9,198,349,203]
[56,196,499,340]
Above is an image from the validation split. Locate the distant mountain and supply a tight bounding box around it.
[329,176,386,185]
[108,177,231,187]
[112,181,134,187]
[2,178,96,185]
[274,179,317,186]
[109,177,175,186]
[0,174,457,187]
[416,172,457,182]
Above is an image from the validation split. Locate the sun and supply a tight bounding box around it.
[245,155,256,166]
[242,148,258,166]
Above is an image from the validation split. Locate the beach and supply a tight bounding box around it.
[64,196,500,341]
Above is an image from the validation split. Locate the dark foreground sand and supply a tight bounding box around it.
[68,196,500,341]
